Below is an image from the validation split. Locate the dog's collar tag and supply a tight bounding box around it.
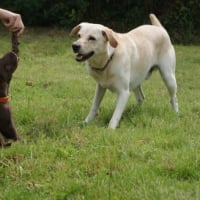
[0,96,9,103]
[90,53,114,72]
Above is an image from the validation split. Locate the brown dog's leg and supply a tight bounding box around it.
[0,119,19,141]
[0,134,12,148]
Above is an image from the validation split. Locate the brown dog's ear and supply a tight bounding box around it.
[70,25,81,36]
[102,29,118,48]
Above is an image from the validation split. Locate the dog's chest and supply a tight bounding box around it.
[89,69,117,91]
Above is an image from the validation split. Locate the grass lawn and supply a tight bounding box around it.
[0,27,200,200]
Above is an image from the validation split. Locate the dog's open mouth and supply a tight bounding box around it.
[75,51,94,62]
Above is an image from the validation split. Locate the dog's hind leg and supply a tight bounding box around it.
[161,72,178,112]
[133,85,145,105]
[158,51,179,112]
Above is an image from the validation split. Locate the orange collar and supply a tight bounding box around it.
[0,96,9,103]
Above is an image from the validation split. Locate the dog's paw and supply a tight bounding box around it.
[0,142,12,148]
[80,120,88,128]
[108,122,118,130]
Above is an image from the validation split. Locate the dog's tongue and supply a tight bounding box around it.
[76,54,83,61]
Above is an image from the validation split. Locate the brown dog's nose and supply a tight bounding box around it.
[72,43,81,53]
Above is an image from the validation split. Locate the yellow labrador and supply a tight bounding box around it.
[70,14,178,129]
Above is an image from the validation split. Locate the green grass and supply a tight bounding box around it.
[0,27,200,200]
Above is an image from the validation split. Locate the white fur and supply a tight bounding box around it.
[71,14,178,129]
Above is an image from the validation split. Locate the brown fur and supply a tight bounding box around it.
[0,45,19,147]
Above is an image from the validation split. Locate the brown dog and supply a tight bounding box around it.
[0,33,19,147]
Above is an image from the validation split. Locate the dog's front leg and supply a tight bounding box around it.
[109,90,130,129]
[84,84,106,124]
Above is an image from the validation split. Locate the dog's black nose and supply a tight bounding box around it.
[72,43,81,53]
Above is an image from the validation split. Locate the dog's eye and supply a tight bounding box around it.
[88,36,96,41]
[78,34,81,38]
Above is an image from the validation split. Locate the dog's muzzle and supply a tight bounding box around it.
[72,43,94,62]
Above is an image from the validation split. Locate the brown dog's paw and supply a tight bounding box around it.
[0,141,12,148]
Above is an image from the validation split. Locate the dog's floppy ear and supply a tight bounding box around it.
[70,24,81,36]
[102,29,118,48]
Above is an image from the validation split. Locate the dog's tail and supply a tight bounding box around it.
[149,13,162,27]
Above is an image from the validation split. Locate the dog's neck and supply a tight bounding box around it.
[89,52,114,72]
[0,81,9,100]
[87,43,115,72]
